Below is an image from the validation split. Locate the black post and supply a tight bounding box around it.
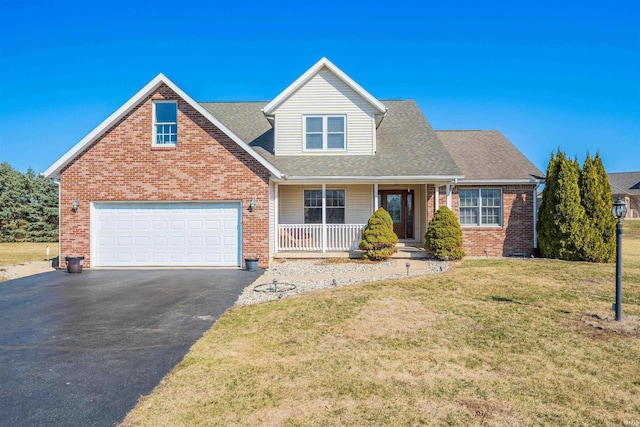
[615,219,623,321]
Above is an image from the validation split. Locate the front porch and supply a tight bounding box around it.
[273,182,448,256]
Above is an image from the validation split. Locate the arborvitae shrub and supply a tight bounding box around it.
[359,208,398,260]
[424,206,465,260]
[579,153,616,262]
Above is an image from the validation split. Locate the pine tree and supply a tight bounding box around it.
[537,151,587,260]
[424,206,465,260]
[0,162,58,242]
[359,208,398,260]
[537,151,559,258]
[579,153,616,262]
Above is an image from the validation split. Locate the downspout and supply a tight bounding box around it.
[53,178,61,266]
[446,178,457,209]
[533,183,539,250]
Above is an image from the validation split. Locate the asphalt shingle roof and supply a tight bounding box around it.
[201,101,462,179]
[436,130,544,181]
[608,172,640,195]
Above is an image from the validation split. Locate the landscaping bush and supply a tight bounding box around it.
[538,150,614,262]
[359,208,398,260]
[424,206,465,260]
[579,153,616,262]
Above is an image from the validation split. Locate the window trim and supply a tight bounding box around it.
[458,188,503,227]
[152,100,178,146]
[303,188,346,224]
[303,115,347,152]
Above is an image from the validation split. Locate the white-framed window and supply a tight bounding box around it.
[459,188,502,226]
[303,189,345,224]
[153,100,177,145]
[304,115,346,151]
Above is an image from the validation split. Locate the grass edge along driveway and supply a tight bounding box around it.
[122,223,640,426]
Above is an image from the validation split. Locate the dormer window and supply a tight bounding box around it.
[153,100,177,145]
[304,115,346,151]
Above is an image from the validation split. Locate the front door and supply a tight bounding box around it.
[379,190,414,239]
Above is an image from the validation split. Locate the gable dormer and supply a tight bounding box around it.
[262,58,387,156]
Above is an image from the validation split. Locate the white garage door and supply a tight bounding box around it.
[92,202,241,267]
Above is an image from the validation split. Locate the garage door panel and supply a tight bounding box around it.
[94,203,240,267]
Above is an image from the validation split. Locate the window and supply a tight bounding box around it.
[459,188,502,226]
[153,101,177,145]
[304,189,345,224]
[304,115,346,150]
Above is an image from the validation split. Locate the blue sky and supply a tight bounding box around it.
[1,0,638,175]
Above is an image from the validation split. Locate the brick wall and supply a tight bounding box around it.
[59,84,271,268]
[431,184,536,257]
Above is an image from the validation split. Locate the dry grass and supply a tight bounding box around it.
[0,242,59,267]
[122,224,640,426]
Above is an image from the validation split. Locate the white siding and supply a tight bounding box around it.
[278,185,373,224]
[273,68,377,156]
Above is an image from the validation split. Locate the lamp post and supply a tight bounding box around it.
[612,197,627,321]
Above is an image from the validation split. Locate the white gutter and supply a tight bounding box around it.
[273,175,464,184]
[455,179,544,185]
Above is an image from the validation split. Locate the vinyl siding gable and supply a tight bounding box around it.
[272,68,377,156]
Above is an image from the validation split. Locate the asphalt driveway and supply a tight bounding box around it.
[0,268,262,426]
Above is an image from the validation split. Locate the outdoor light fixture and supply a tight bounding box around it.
[405,262,411,276]
[612,198,627,321]
[72,199,79,212]
[248,197,256,212]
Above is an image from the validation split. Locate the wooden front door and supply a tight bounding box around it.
[379,190,414,239]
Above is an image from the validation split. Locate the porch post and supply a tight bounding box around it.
[322,184,327,253]
[446,184,452,209]
[435,185,439,211]
[274,183,279,253]
[373,183,379,212]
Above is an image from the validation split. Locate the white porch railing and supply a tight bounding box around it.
[278,224,365,252]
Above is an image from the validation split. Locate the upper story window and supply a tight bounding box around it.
[459,188,502,226]
[153,101,177,145]
[304,115,346,151]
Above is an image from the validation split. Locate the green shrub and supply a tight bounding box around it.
[359,208,398,260]
[579,153,616,262]
[424,206,465,260]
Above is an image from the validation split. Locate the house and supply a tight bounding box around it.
[43,58,543,268]
[608,172,640,219]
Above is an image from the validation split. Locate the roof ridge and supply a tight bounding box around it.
[435,129,494,132]
[199,101,269,104]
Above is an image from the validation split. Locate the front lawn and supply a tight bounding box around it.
[0,242,59,267]
[122,223,640,426]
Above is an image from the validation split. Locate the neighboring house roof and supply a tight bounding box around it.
[201,100,464,181]
[436,130,544,182]
[42,74,283,179]
[608,172,640,195]
[262,57,388,118]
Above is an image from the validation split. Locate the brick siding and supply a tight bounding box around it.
[430,184,536,257]
[59,84,271,268]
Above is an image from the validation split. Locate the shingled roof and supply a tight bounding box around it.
[608,172,640,195]
[436,130,544,181]
[201,100,463,180]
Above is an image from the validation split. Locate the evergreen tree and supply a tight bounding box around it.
[537,151,587,260]
[424,206,465,260]
[537,151,559,258]
[359,208,398,260]
[0,162,58,242]
[579,153,616,262]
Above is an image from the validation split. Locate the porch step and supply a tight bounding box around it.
[274,244,429,260]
